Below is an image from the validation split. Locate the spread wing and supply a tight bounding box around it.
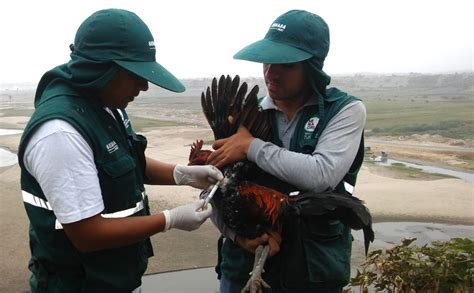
[200,75,272,141]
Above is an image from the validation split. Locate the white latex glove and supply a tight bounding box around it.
[162,199,213,231]
[173,164,223,189]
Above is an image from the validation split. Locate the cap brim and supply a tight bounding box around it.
[114,60,185,93]
[233,39,312,64]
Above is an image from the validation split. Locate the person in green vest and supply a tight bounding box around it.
[206,10,366,293]
[18,8,223,293]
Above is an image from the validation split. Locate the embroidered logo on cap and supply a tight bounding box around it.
[270,22,286,32]
[148,41,155,50]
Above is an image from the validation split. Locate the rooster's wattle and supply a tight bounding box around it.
[190,75,374,292]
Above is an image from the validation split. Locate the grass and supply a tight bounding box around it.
[0,107,189,133]
[0,107,33,117]
[456,153,474,171]
[128,115,190,132]
[364,99,474,139]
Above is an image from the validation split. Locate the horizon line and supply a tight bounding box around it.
[1,70,473,87]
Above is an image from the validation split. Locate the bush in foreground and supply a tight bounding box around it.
[346,237,474,292]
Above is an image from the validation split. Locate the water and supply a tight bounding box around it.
[0,147,17,166]
[143,222,473,293]
[1,127,473,182]
[0,129,23,135]
[379,158,474,183]
[0,128,22,167]
[352,221,474,249]
[142,267,218,293]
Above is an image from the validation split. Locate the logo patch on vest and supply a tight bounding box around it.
[304,116,319,132]
[106,141,119,154]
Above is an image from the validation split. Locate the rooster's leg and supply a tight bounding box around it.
[241,244,271,293]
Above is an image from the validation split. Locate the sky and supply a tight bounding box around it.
[0,0,472,85]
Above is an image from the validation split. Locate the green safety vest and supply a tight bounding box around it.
[18,87,153,293]
[218,87,364,291]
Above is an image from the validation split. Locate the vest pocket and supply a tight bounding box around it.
[132,133,147,181]
[278,217,351,291]
[98,155,139,211]
[302,219,351,284]
[101,155,136,178]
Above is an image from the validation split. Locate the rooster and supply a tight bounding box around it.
[190,75,374,292]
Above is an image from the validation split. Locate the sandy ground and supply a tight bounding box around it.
[1,126,473,292]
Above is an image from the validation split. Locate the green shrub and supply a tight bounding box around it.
[347,238,474,292]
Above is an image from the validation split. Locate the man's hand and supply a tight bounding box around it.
[235,231,281,257]
[206,126,254,168]
[173,164,223,189]
[266,231,282,256]
[163,199,213,231]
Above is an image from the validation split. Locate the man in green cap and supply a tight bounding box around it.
[18,8,223,292]
[207,9,366,293]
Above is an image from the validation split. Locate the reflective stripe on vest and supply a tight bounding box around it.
[101,196,144,218]
[22,190,146,229]
[343,181,354,195]
[22,190,52,210]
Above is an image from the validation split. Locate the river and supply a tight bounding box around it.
[2,128,474,184]
[379,158,474,183]
[0,129,22,167]
[141,221,474,293]
[0,147,18,166]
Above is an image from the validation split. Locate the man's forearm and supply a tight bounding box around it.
[145,157,176,185]
[63,213,166,252]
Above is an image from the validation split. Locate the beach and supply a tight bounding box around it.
[1,125,473,292]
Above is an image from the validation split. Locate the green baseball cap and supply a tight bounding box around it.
[234,10,330,64]
[73,9,185,92]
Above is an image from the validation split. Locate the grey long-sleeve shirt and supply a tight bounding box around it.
[248,95,366,192]
[212,94,366,240]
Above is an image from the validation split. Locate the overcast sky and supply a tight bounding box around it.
[0,0,472,84]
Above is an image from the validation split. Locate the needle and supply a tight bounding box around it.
[201,184,219,210]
